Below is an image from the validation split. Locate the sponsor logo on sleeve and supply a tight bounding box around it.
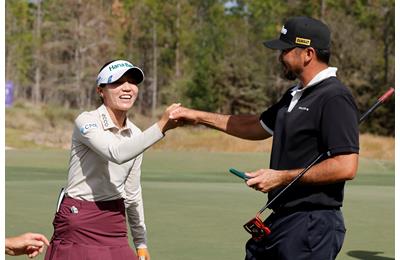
[80,123,98,134]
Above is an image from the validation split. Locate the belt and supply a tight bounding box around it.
[62,196,125,212]
[272,205,340,215]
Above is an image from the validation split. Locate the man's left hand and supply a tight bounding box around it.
[245,169,289,193]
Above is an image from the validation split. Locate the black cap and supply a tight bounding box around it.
[264,16,330,50]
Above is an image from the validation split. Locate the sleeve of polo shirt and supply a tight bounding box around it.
[124,154,148,248]
[259,103,279,135]
[259,90,291,135]
[321,93,359,155]
[75,113,164,164]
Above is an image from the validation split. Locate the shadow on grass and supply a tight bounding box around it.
[347,250,394,260]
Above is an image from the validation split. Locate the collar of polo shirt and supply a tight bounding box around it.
[288,67,338,112]
[97,105,132,133]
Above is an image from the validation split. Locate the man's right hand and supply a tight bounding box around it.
[169,106,199,124]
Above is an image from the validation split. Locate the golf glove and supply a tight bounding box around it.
[137,248,150,260]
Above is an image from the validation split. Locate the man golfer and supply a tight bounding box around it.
[170,16,359,259]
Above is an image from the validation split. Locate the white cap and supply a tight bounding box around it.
[96,60,144,85]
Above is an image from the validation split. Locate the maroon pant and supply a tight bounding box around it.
[45,197,138,260]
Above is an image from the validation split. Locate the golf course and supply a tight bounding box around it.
[5,148,394,260]
[5,1,395,258]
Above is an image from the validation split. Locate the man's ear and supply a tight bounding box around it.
[304,47,315,64]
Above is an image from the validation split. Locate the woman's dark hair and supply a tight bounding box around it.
[99,60,118,72]
[315,49,330,64]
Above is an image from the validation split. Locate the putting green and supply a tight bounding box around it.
[5,149,394,259]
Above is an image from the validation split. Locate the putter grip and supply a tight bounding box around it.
[378,87,394,102]
[229,168,250,180]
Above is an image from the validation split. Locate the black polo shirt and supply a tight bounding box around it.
[260,77,359,210]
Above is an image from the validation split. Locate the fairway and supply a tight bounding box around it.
[5,149,394,260]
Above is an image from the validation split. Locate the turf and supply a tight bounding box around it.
[5,149,394,260]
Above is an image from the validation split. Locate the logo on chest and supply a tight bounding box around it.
[298,106,310,111]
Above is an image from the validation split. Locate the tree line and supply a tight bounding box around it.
[6,0,395,136]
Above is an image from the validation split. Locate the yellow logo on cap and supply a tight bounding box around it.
[295,37,311,46]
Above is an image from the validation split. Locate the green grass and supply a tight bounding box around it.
[5,149,394,260]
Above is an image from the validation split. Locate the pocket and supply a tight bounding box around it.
[55,203,79,220]
[334,210,346,233]
[306,212,327,250]
[306,210,347,259]
[332,211,346,256]
[333,227,346,255]
[52,203,82,237]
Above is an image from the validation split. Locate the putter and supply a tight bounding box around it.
[243,87,394,241]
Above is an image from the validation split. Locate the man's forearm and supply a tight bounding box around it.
[194,111,270,140]
[194,110,231,131]
[246,153,358,193]
[285,153,358,186]
[170,107,270,140]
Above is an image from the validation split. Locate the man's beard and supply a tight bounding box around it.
[280,63,297,81]
[282,69,297,80]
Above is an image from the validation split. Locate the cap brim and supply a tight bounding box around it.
[124,67,144,84]
[106,67,144,85]
[263,39,294,50]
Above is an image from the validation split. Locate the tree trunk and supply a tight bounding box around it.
[175,1,181,78]
[152,21,158,120]
[33,0,42,104]
[382,7,392,85]
[320,0,326,19]
[75,0,84,108]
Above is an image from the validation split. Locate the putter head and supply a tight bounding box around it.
[243,215,271,241]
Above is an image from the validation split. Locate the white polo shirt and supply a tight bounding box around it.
[65,104,164,248]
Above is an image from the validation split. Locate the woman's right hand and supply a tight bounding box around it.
[157,103,183,133]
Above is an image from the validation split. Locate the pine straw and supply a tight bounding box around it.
[359,133,394,161]
[153,127,394,161]
[8,122,394,161]
[153,126,272,153]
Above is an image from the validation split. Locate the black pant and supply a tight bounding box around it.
[245,209,346,260]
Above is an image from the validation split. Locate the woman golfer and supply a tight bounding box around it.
[44,60,180,260]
